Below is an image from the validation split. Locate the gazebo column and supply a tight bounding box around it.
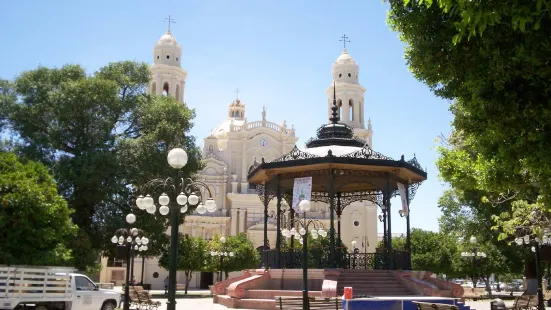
[290,207,295,249]
[263,182,269,268]
[336,192,342,243]
[329,170,336,267]
[275,175,282,268]
[405,182,412,270]
[382,205,387,249]
[384,173,393,269]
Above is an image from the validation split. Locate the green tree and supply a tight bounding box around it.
[386,0,551,237]
[0,152,77,265]
[4,61,202,269]
[206,234,260,278]
[410,229,457,275]
[158,234,207,294]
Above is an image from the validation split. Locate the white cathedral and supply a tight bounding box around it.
[100,29,378,290]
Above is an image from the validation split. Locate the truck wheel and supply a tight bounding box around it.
[101,301,116,310]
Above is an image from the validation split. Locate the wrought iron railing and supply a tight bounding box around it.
[261,248,409,270]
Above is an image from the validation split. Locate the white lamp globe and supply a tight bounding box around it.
[515,238,523,246]
[351,240,357,247]
[126,236,132,243]
[134,245,138,250]
[205,198,217,212]
[469,236,477,244]
[143,195,154,208]
[299,228,306,236]
[180,205,188,213]
[135,237,141,244]
[299,200,311,212]
[230,252,235,257]
[320,229,327,238]
[281,228,289,237]
[290,228,296,235]
[196,203,207,214]
[142,237,149,245]
[220,236,226,244]
[210,251,216,256]
[130,228,138,236]
[188,193,199,206]
[159,205,170,216]
[143,245,148,251]
[524,235,530,244]
[167,148,188,169]
[299,238,304,245]
[312,231,319,239]
[126,213,136,224]
[136,195,145,210]
[118,236,124,243]
[111,236,118,244]
[146,204,156,214]
[177,192,188,205]
[159,193,170,206]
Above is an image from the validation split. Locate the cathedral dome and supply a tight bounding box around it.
[212,118,246,137]
[156,32,179,46]
[332,49,359,84]
[335,49,356,65]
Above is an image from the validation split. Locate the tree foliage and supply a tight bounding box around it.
[0,152,77,265]
[206,234,260,278]
[3,61,202,269]
[158,234,207,294]
[387,0,551,238]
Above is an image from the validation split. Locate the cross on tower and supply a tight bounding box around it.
[235,88,240,99]
[164,15,176,33]
[339,34,350,49]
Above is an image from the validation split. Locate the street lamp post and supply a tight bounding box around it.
[460,236,487,289]
[210,236,235,281]
[351,240,360,269]
[515,235,551,310]
[110,217,149,310]
[398,209,411,269]
[280,200,328,310]
[135,148,217,310]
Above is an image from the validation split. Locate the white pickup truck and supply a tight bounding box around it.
[0,266,120,310]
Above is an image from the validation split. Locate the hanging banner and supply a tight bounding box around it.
[397,182,409,215]
[292,177,312,214]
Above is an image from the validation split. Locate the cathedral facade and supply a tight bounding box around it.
[100,30,378,290]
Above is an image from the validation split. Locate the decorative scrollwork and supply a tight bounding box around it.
[248,158,260,175]
[342,144,394,161]
[408,182,421,203]
[273,145,319,162]
[407,155,424,171]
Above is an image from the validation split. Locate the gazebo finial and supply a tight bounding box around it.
[330,81,339,124]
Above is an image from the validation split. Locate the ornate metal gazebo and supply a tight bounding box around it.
[248,88,427,270]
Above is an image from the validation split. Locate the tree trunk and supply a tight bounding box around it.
[484,275,493,299]
[184,271,192,295]
[225,270,229,280]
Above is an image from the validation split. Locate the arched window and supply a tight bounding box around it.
[349,99,354,121]
[151,82,157,94]
[337,99,343,121]
[162,82,169,96]
[175,84,180,101]
[208,145,214,152]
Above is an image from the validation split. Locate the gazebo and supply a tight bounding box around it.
[247,87,427,270]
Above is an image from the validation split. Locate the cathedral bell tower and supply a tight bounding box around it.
[148,19,187,103]
[325,36,372,146]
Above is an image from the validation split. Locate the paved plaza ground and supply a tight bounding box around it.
[131,298,550,310]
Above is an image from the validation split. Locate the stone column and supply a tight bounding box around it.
[231,174,238,193]
[230,209,238,235]
[239,209,247,233]
[222,176,228,210]
[240,138,248,193]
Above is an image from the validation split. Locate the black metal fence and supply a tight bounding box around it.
[262,248,409,270]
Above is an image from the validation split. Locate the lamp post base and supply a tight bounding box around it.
[166,300,177,310]
[303,289,310,310]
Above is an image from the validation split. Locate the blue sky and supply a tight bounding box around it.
[0,0,453,233]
